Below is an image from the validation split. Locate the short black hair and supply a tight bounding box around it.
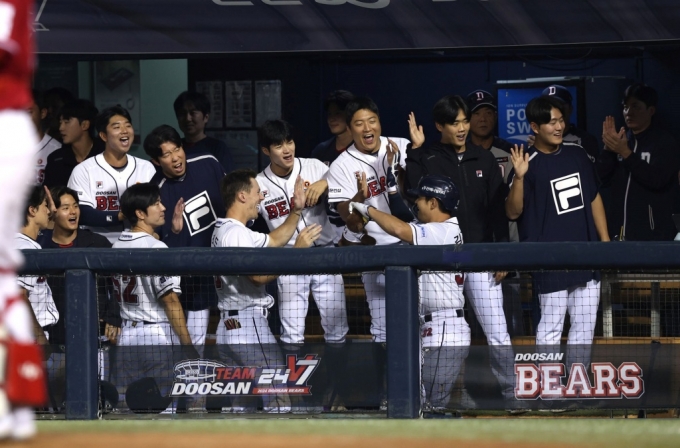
[173,91,210,116]
[623,83,658,108]
[144,125,183,160]
[43,87,75,112]
[221,169,256,212]
[345,97,380,126]
[24,186,46,225]
[95,106,133,135]
[60,99,98,124]
[432,95,470,125]
[120,183,161,226]
[50,186,79,209]
[525,96,566,126]
[324,90,355,113]
[258,120,293,150]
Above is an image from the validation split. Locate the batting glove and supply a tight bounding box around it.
[349,202,373,222]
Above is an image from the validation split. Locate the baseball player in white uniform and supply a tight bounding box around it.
[326,97,410,344]
[68,106,156,244]
[213,169,321,413]
[30,92,61,186]
[112,183,193,410]
[350,174,469,412]
[17,187,59,344]
[256,120,348,346]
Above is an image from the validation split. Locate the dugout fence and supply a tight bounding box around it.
[22,242,680,419]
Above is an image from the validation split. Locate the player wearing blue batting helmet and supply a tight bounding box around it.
[408,174,459,215]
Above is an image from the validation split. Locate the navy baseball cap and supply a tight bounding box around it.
[542,85,573,106]
[466,90,496,112]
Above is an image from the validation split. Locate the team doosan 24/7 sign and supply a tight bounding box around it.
[170,354,320,397]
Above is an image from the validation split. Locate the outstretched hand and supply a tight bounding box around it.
[43,185,57,220]
[509,144,529,180]
[292,175,307,213]
[602,115,630,157]
[172,197,185,234]
[408,112,425,149]
[293,223,322,248]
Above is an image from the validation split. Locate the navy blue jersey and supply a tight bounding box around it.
[151,153,226,248]
[183,136,235,175]
[508,143,600,293]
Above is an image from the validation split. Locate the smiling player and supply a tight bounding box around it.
[68,106,156,243]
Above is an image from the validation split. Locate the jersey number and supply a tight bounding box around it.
[112,276,139,304]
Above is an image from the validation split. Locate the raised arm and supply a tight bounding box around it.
[506,145,529,220]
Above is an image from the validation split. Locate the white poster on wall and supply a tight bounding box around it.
[225,81,253,128]
[94,61,141,142]
[255,80,281,127]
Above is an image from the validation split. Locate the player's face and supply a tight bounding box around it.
[415,196,433,222]
[176,101,208,138]
[157,142,186,178]
[436,111,470,149]
[349,109,382,154]
[143,199,166,228]
[101,115,134,154]
[532,107,564,148]
[623,97,654,134]
[59,117,87,145]
[327,103,348,136]
[245,178,264,220]
[264,140,295,176]
[54,194,80,232]
[469,106,496,140]
[33,199,51,230]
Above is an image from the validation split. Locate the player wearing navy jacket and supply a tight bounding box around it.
[145,125,226,349]
[506,96,609,351]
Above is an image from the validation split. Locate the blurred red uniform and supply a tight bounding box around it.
[0,0,46,441]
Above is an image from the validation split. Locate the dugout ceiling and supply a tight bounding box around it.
[35,0,680,55]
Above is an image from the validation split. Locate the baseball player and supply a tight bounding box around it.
[256,120,348,346]
[326,97,410,344]
[145,124,226,350]
[349,174,469,412]
[112,183,193,412]
[68,106,156,243]
[0,1,49,439]
[30,91,61,186]
[507,96,608,361]
[213,169,321,413]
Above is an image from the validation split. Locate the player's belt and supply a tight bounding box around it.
[123,319,159,327]
[422,309,464,323]
[222,308,268,319]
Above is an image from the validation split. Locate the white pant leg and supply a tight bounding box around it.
[464,272,511,345]
[277,275,311,345]
[216,308,290,412]
[311,274,348,344]
[536,289,569,345]
[186,309,209,347]
[566,280,600,345]
[361,272,386,343]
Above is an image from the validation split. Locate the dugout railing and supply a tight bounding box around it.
[21,242,680,420]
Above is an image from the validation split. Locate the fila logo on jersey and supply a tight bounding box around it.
[262,190,268,198]
[96,181,103,189]
[170,354,321,396]
[183,191,218,236]
[476,170,483,177]
[550,173,584,215]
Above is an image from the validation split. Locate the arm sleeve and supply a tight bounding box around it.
[326,163,356,204]
[487,160,510,242]
[388,191,416,223]
[67,165,95,208]
[79,204,121,227]
[622,133,680,190]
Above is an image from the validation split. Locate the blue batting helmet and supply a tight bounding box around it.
[408,174,459,214]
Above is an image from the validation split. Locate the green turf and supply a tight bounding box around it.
[36,419,680,447]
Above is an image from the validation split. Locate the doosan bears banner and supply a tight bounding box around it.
[35,0,680,54]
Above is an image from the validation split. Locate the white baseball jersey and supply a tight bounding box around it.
[211,218,275,312]
[34,134,60,185]
[15,233,59,327]
[68,153,156,243]
[257,157,335,247]
[327,136,409,245]
[409,217,465,314]
[111,231,182,323]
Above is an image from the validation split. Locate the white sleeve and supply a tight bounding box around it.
[154,275,181,299]
[221,226,269,248]
[327,162,356,204]
[409,223,445,246]
[397,138,410,169]
[310,159,330,179]
[68,165,95,208]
